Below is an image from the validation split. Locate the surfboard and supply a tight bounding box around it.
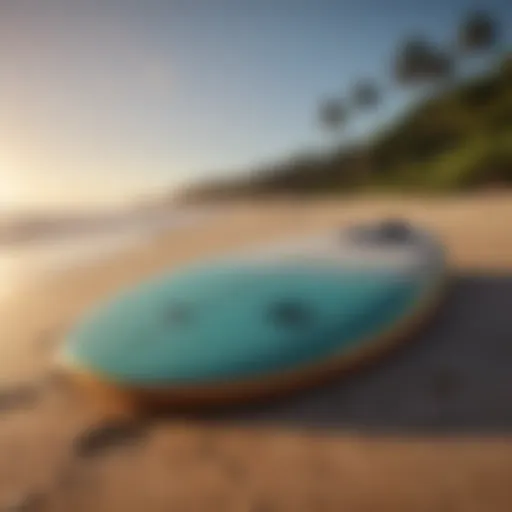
[56,219,447,409]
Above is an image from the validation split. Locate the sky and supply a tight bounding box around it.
[0,0,510,213]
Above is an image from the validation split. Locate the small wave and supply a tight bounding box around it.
[0,208,216,296]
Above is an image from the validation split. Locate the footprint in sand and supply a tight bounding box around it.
[0,384,41,413]
[72,419,149,459]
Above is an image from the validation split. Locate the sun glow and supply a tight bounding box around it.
[0,175,21,212]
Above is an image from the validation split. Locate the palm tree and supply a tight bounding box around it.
[394,37,453,87]
[458,10,498,54]
[351,80,380,110]
[319,98,347,133]
[456,10,503,83]
[318,97,349,146]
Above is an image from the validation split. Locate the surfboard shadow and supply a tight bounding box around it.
[189,271,512,435]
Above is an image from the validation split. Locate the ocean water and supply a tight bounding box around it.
[0,208,216,297]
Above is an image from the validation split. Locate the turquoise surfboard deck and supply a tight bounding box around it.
[58,220,446,392]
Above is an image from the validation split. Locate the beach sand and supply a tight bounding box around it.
[1,193,512,511]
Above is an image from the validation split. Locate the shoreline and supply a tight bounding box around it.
[0,206,223,299]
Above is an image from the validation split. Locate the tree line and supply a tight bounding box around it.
[318,10,501,139]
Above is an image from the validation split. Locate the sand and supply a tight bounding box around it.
[1,192,512,511]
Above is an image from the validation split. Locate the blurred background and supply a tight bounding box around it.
[1,3,512,509]
[0,0,510,282]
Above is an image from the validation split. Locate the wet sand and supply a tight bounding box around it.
[1,193,512,511]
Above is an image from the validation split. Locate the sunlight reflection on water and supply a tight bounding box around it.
[0,231,142,297]
[0,208,215,297]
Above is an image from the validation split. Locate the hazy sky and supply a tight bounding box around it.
[0,0,510,212]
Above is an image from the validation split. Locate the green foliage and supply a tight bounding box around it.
[369,61,512,190]
[179,56,512,203]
